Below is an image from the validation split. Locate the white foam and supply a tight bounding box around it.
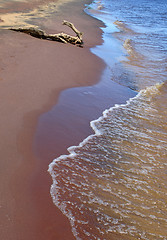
[48,0,165,238]
[48,83,161,239]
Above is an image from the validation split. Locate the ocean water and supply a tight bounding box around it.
[49,0,167,239]
[1,0,166,239]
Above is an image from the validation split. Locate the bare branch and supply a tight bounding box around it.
[10,21,83,47]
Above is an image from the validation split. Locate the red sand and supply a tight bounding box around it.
[0,0,105,239]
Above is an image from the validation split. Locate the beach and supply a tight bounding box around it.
[0,0,105,239]
[1,0,166,239]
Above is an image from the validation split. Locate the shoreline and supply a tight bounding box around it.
[0,0,137,239]
[35,3,136,239]
[0,0,105,239]
[46,2,167,239]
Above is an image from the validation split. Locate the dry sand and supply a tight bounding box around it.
[0,0,105,239]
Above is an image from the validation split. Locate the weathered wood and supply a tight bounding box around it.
[63,20,83,43]
[10,21,83,47]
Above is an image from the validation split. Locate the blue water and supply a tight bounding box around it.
[87,0,167,90]
[49,0,167,239]
[1,0,167,239]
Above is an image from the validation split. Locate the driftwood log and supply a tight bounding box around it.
[10,20,83,47]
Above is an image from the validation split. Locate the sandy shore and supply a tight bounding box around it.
[0,0,106,239]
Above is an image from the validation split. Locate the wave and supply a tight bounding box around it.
[48,81,166,240]
[48,0,167,239]
[113,20,134,34]
[123,38,138,58]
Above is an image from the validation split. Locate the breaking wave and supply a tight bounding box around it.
[49,82,167,240]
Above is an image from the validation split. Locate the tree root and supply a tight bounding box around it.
[10,20,83,47]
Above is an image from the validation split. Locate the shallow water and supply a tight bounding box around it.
[50,82,167,240]
[49,0,167,239]
[1,0,166,239]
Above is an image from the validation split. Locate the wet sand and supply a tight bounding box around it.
[0,0,105,239]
